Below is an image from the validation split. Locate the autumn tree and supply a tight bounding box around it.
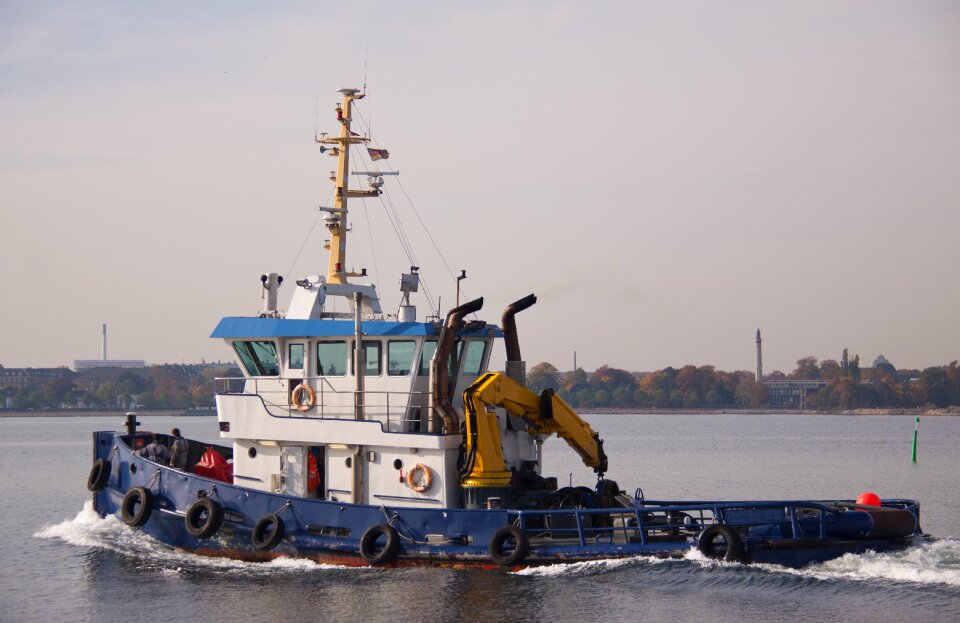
[526,362,561,394]
[791,356,820,379]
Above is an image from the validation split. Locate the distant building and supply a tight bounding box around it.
[753,329,827,408]
[73,359,146,372]
[765,379,828,408]
[0,364,74,390]
[871,354,899,379]
[73,322,146,371]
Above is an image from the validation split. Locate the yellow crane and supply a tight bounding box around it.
[460,372,608,489]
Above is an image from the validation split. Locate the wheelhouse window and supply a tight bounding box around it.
[461,340,488,376]
[233,340,280,376]
[288,343,304,370]
[418,340,437,376]
[388,340,415,376]
[352,340,382,376]
[317,341,347,376]
[417,339,461,376]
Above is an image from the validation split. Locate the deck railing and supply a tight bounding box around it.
[214,376,432,432]
[509,499,920,547]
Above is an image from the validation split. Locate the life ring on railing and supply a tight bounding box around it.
[489,525,529,566]
[405,463,433,493]
[291,383,315,412]
[696,525,747,563]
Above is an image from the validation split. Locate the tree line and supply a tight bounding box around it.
[2,365,239,411]
[526,353,960,409]
[5,352,959,412]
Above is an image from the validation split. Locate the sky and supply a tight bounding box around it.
[1,1,958,375]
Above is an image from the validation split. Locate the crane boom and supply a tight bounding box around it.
[461,372,607,488]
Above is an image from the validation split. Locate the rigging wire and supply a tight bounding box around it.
[359,197,382,295]
[351,104,450,316]
[352,142,438,316]
[285,188,333,279]
[353,106,465,289]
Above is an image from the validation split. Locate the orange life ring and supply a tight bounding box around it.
[291,383,315,412]
[406,463,433,493]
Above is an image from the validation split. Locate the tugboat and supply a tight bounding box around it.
[87,88,921,569]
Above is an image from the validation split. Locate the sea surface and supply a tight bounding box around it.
[3,413,960,622]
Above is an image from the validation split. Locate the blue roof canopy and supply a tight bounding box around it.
[211,317,503,339]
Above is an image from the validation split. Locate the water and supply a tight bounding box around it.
[4,414,960,622]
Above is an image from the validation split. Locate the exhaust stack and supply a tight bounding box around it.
[430,297,484,433]
[501,294,537,386]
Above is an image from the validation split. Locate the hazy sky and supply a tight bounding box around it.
[1,1,958,374]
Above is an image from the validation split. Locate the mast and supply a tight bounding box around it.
[316,88,378,285]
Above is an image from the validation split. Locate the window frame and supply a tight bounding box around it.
[387,340,416,377]
[316,340,348,377]
[288,343,305,371]
[232,340,280,377]
[351,340,383,376]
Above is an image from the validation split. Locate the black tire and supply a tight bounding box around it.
[359,523,400,565]
[489,525,530,566]
[252,513,285,551]
[121,487,153,527]
[87,458,111,492]
[697,525,747,563]
[185,497,223,539]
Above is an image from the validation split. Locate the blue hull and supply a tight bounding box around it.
[91,431,920,569]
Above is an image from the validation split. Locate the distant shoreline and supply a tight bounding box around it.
[577,407,959,416]
[1,407,957,418]
[0,409,212,418]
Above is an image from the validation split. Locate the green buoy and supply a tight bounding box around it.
[911,415,919,463]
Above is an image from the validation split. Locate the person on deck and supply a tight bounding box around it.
[169,428,189,470]
[136,433,171,464]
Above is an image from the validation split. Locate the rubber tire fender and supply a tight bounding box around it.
[87,458,111,492]
[120,487,153,527]
[251,513,285,551]
[185,497,223,539]
[697,525,747,563]
[489,525,530,567]
[359,523,400,565]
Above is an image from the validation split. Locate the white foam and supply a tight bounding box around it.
[34,502,356,574]
[514,554,672,577]
[749,539,960,587]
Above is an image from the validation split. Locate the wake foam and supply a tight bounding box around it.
[681,538,960,587]
[38,505,960,585]
[517,540,960,587]
[514,554,674,577]
[34,502,354,574]
[771,539,960,587]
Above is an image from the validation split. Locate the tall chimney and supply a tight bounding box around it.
[102,323,107,361]
[755,329,762,382]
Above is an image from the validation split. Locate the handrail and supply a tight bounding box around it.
[213,376,430,432]
[506,497,920,549]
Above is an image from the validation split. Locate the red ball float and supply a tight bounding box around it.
[856,491,881,506]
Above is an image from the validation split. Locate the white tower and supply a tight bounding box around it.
[755,329,762,382]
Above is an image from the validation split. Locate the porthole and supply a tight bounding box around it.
[248,447,257,458]
[345,457,352,468]
[130,463,137,474]
[393,459,403,470]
